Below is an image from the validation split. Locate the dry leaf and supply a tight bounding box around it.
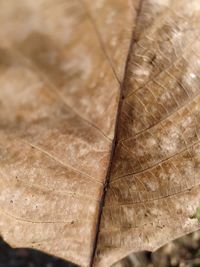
[0,0,200,267]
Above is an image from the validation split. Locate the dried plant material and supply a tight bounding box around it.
[0,0,200,267]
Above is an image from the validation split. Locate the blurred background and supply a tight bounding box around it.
[1,230,200,267]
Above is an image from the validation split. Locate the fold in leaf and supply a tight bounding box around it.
[0,0,200,267]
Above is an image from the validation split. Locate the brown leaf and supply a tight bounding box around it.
[0,0,200,267]
[95,0,200,266]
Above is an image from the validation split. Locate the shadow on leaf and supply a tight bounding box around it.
[0,236,78,267]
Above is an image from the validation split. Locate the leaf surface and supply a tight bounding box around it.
[95,0,200,266]
[0,0,200,267]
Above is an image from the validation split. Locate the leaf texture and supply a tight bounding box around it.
[0,0,137,266]
[95,0,200,266]
[0,0,200,267]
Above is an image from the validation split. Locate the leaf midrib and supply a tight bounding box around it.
[89,0,145,266]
